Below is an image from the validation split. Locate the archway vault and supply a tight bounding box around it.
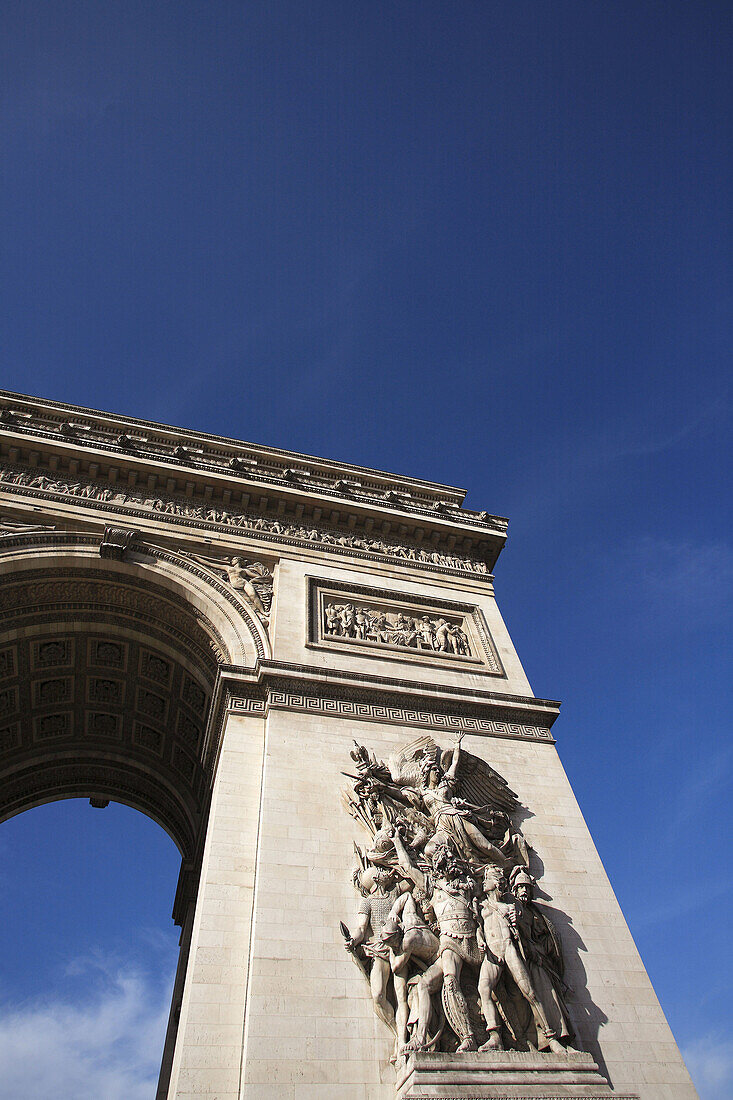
[0,531,267,920]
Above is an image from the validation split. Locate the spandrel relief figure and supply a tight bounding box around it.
[185,553,274,622]
[341,731,579,1077]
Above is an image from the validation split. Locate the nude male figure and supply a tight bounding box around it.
[477,865,565,1053]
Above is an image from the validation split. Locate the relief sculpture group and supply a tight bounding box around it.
[0,465,490,576]
[341,733,575,1069]
[324,602,472,656]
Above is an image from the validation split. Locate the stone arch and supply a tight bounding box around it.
[0,531,267,890]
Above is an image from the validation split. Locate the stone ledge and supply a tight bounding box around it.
[396,1049,640,1099]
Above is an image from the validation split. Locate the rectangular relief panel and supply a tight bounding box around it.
[306,577,505,676]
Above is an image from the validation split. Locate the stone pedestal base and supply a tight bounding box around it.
[396,1050,641,1099]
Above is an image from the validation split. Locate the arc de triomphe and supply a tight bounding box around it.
[0,391,695,1099]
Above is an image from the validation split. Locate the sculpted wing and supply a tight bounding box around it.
[387,733,439,787]
[441,746,520,815]
[179,551,231,581]
[244,560,273,581]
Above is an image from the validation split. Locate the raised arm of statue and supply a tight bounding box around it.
[446,732,463,782]
[390,828,426,892]
[387,890,411,922]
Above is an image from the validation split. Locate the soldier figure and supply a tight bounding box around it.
[392,830,482,1052]
[510,867,575,1049]
[343,864,403,1032]
[477,865,565,1053]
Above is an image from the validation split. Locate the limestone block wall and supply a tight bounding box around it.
[166,711,266,1100]
[160,551,696,1099]
[0,401,697,1099]
[233,707,695,1100]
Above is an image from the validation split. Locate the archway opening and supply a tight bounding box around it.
[0,547,254,1095]
[0,798,181,1100]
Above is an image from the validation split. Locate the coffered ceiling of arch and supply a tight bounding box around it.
[0,569,223,862]
[0,627,212,858]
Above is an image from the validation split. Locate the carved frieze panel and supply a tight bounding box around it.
[0,463,493,578]
[307,579,504,675]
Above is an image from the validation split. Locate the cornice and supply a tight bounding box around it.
[202,661,558,787]
[0,392,507,564]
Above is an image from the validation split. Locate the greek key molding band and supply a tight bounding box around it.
[227,693,554,743]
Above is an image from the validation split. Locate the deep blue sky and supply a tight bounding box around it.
[0,3,731,1096]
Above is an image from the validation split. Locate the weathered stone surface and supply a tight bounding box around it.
[0,391,698,1100]
[397,1049,636,1098]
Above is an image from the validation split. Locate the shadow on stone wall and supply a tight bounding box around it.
[531,869,611,1085]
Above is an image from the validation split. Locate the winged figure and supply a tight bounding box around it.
[183,553,273,619]
[390,733,525,867]
[387,733,519,815]
[345,732,527,870]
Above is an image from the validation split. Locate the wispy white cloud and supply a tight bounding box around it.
[614,535,733,631]
[0,955,173,1100]
[507,398,728,531]
[682,1033,733,1099]
[666,746,733,836]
